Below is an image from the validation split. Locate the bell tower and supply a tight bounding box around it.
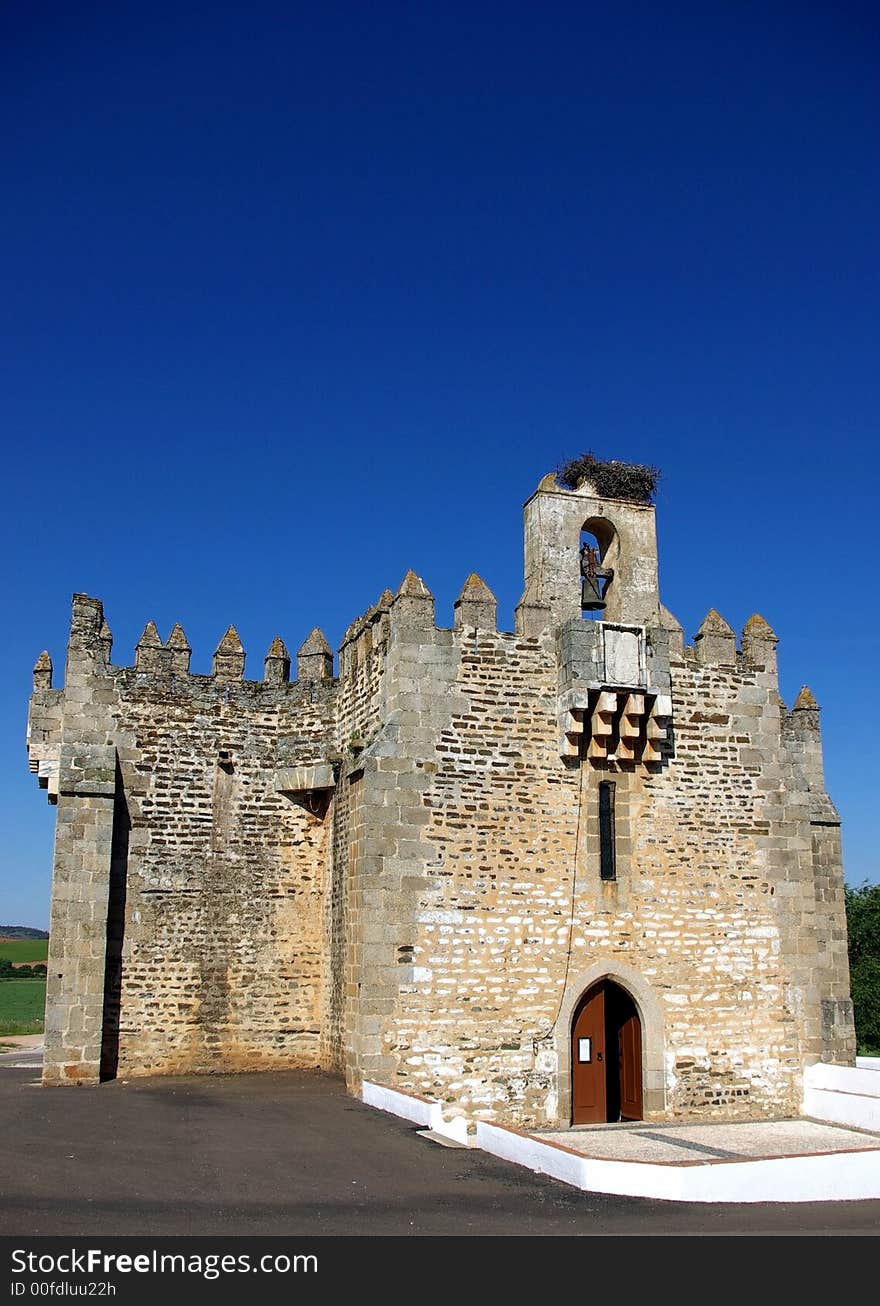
[520,459,672,765]
[522,467,660,629]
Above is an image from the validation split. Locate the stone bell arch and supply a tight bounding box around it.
[522,470,661,628]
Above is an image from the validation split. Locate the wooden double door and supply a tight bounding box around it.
[571,979,643,1124]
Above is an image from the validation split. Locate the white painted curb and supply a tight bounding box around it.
[475,1120,880,1204]
[361,1081,470,1145]
[362,1080,880,1202]
[803,1062,880,1132]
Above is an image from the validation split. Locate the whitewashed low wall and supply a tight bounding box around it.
[363,1079,880,1203]
[803,1062,880,1132]
[361,1082,470,1144]
[475,1120,880,1204]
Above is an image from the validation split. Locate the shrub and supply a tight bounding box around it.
[845,882,880,1054]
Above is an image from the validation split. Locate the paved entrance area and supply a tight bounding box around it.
[536,1118,880,1163]
[0,1064,879,1235]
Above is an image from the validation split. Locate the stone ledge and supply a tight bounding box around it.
[275,764,336,793]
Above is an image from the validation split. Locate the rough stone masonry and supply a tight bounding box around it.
[26,464,855,1128]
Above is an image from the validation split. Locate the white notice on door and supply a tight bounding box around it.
[578,1038,591,1063]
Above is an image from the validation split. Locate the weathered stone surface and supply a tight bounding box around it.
[33,651,53,690]
[26,467,854,1126]
[264,635,291,685]
[297,627,333,681]
[276,764,335,792]
[694,608,737,666]
[453,573,497,631]
[166,624,192,676]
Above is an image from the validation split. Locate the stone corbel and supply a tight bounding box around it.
[275,763,336,818]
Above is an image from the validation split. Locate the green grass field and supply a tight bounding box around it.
[0,938,48,964]
[0,979,46,1035]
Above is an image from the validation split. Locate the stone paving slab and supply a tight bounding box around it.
[534,1119,880,1164]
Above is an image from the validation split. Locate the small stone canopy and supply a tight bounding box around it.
[396,569,433,600]
[392,569,435,629]
[456,572,496,603]
[32,650,53,689]
[693,608,736,666]
[264,635,291,685]
[695,608,735,638]
[741,613,778,669]
[514,574,552,637]
[658,603,683,634]
[297,627,333,681]
[166,623,191,651]
[793,685,819,710]
[266,635,290,660]
[297,628,331,657]
[743,613,778,642]
[215,625,244,655]
[657,603,684,657]
[165,623,191,675]
[454,573,497,630]
[137,620,163,648]
[212,625,245,680]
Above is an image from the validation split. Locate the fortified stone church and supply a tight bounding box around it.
[26,459,854,1128]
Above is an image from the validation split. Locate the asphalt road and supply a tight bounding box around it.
[1,1066,878,1237]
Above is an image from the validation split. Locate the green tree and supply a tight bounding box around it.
[845,882,880,1055]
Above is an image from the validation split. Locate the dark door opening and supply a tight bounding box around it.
[571,978,643,1124]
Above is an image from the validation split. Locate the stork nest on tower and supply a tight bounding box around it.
[556,453,660,503]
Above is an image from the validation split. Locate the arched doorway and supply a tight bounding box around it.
[571,978,643,1124]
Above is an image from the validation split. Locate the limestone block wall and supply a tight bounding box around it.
[113,675,336,1076]
[28,595,340,1083]
[323,592,393,1073]
[355,604,853,1129]
[379,624,574,1121]
[28,562,853,1120]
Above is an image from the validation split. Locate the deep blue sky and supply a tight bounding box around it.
[2,2,878,927]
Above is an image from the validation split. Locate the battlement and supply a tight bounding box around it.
[40,594,337,696]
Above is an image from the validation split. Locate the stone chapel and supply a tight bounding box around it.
[26,459,854,1126]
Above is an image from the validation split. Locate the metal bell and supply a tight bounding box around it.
[581,576,607,612]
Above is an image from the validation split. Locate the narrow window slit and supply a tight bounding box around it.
[599,780,616,881]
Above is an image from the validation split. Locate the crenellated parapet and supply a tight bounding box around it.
[741,612,778,672]
[32,650,53,690]
[34,594,340,697]
[453,573,497,630]
[166,624,191,675]
[677,609,780,680]
[298,628,333,682]
[264,636,291,685]
[26,653,62,802]
[135,621,166,675]
[390,569,435,631]
[26,595,346,815]
[213,625,246,680]
[693,608,737,665]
